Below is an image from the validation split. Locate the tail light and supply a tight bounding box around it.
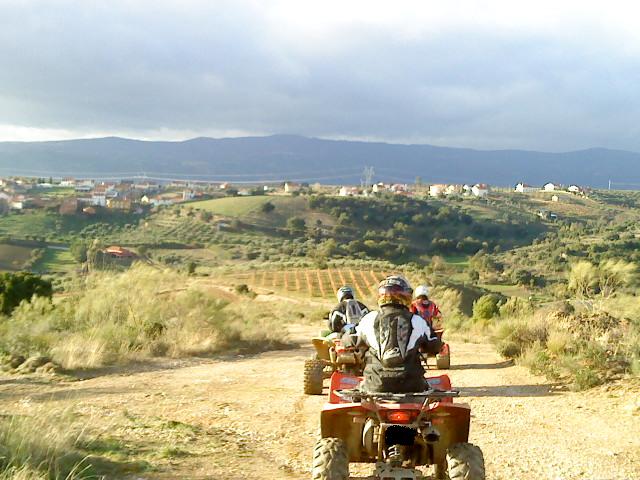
[384,410,419,424]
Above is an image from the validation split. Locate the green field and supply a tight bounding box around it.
[189,196,273,216]
[33,248,76,274]
[0,244,34,271]
[478,283,530,298]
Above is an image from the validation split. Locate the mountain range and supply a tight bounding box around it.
[0,135,638,188]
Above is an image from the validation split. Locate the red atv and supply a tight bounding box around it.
[311,371,484,480]
[304,334,364,395]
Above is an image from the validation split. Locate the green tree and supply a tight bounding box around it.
[261,201,275,213]
[287,217,306,236]
[0,272,53,315]
[473,294,500,320]
[70,240,88,263]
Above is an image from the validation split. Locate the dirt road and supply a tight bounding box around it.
[1,324,639,479]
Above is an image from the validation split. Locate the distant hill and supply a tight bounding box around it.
[0,134,639,187]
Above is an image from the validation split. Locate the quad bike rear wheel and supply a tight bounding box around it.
[445,442,485,480]
[304,359,325,395]
[311,437,349,480]
[436,353,451,370]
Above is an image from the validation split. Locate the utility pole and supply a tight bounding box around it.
[362,166,374,188]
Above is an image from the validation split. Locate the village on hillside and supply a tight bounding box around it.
[0,175,591,218]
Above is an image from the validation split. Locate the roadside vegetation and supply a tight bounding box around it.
[0,410,145,479]
[0,265,291,370]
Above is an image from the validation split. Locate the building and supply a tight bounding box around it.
[567,185,583,194]
[472,183,490,197]
[429,184,447,197]
[182,190,196,201]
[60,177,76,187]
[543,182,560,191]
[284,182,300,193]
[106,198,133,211]
[59,198,79,215]
[104,246,136,258]
[445,184,463,196]
[339,186,359,196]
[515,182,537,193]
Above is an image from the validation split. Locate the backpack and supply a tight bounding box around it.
[344,298,364,325]
[375,309,414,368]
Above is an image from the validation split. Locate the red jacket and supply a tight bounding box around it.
[410,299,441,327]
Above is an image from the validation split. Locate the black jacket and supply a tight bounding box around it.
[344,305,442,393]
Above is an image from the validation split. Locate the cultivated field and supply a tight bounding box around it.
[0,243,33,271]
[221,267,394,300]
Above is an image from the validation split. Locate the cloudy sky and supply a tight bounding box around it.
[1,0,639,151]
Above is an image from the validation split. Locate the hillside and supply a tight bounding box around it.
[2,135,640,187]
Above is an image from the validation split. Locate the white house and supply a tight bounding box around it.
[182,190,195,201]
[60,178,76,187]
[543,182,559,191]
[429,184,447,197]
[75,180,94,192]
[515,182,537,193]
[339,186,359,197]
[284,182,300,193]
[372,182,387,193]
[472,183,490,197]
[445,184,463,196]
[91,190,107,207]
[567,185,582,194]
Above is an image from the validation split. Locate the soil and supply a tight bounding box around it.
[0,324,638,479]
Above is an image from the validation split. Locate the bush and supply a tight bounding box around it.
[0,272,52,315]
[473,294,500,320]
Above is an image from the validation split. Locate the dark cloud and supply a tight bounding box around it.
[1,1,639,150]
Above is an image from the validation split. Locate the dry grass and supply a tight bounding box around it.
[0,265,293,370]
[492,299,640,389]
[0,410,135,480]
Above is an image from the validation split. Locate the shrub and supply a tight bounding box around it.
[499,297,532,317]
[473,294,500,320]
[0,272,52,315]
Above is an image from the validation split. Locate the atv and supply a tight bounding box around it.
[303,332,363,395]
[311,371,484,480]
[424,327,451,370]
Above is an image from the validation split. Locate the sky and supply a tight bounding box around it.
[1,0,640,151]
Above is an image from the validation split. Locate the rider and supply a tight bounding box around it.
[328,286,370,333]
[410,285,442,328]
[343,275,442,393]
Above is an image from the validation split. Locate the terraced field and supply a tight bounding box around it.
[221,267,395,300]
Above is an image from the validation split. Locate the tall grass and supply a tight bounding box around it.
[0,265,292,370]
[492,300,639,390]
[0,411,132,480]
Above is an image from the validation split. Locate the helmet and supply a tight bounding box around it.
[377,275,413,308]
[337,286,355,302]
[414,285,429,299]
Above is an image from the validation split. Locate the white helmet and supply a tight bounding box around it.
[337,286,355,302]
[414,285,429,299]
